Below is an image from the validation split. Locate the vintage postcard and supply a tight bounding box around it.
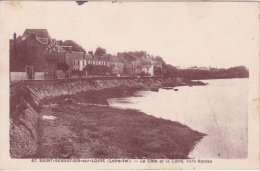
[0,1,259,170]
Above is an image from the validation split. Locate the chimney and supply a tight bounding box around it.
[56,40,62,46]
[13,32,16,42]
[52,39,56,45]
[83,50,86,59]
[13,32,17,49]
[88,51,94,59]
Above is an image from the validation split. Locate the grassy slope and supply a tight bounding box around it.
[36,88,205,159]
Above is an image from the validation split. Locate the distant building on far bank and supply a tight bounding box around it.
[198,67,208,70]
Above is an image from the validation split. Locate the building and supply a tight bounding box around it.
[60,45,73,77]
[140,60,163,77]
[71,52,112,76]
[44,49,58,80]
[10,29,61,80]
[117,52,141,76]
[198,67,209,70]
[141,63,154,76]
[130,60,141,75]
[71,51,86,71]
[152,60,163,76]
[105,54,124,76]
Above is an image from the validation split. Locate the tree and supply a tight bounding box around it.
[94,47,106,57]
[154,56,165,64]
[83,65,110,76]
[154,66,162,77]
[164,65,178,78]
[62,40,85,52]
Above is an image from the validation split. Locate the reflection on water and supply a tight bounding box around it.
[108,78,248,159]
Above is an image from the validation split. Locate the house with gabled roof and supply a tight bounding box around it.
[71,51,110,76]
[105,54,124,76]
[10,29,66,80]
[71,51,86,71]
[117,52,141,76]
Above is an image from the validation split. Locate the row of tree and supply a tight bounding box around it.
[162,65,249,79]
[62,40,107,56]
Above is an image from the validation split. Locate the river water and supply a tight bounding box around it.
[108,78,248,159]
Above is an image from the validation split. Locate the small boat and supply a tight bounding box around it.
[162,87,173,90]
[151,88,159,92]
[174,89,178,91]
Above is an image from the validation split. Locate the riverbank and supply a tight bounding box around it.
[37,98,205,159]
[10,77,206,158]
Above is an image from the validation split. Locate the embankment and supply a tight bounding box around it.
[10,82,40,158]
[24,77,188,100]
[10,77,205,158]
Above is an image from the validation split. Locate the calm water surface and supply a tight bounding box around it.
[108,78,248,159]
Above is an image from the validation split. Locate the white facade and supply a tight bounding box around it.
[141,65,154,76]
[73,59,108,71]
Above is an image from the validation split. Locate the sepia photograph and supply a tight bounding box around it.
[0,1,259,170]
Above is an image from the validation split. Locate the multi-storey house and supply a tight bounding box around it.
[105,55,124,76]
[10,29,64,80]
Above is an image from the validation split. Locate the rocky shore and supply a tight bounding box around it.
[10,77,206,158]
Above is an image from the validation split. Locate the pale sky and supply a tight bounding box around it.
[1,1,259,68]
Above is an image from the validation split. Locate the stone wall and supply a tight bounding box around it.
[25,77,186,100]
[10,82,39,158]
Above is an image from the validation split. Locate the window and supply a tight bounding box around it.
[74,60,75,66]
[78,60,80,65]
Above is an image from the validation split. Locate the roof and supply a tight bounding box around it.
[23,29,52,44]
[61,46,72,52]
[56,45,67,53]
[89,55,109,61]
[71,51,85,60]
[117,52,139,61]
[142,60,152,65]
[37,37,48,44]
[108,55,123,63]
[152,60,162,65]
[16,35,49,45]
[16,35,29,43]
[85,53,93,60]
